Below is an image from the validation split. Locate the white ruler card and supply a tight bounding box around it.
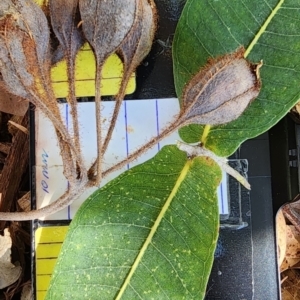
[35,98,229,220]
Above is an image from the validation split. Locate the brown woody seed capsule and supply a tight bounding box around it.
[181,48,262,126]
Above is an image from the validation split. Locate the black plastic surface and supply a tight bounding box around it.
[205,133,279,300]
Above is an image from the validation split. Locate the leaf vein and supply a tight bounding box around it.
[244,0,284,57]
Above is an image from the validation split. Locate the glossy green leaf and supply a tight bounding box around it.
[45,146,222,299]
[173,0,300,156]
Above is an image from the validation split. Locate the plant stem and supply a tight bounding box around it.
[29,90,79,176]
[102,117,182,178]
[93,61,103,186]
[67,54,87,178]
[0,178,89,221]
[101,67,132,156]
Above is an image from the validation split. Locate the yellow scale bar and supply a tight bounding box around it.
[34,0,136,98]
[35,226,69,300]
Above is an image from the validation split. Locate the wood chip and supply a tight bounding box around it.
[8,121,28,135]
[0,112,29,230]
[0,142,11,155]
[17,192,30,212]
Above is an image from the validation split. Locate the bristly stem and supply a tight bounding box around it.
[28,89,79,177]
[34,58,79,183]
[102,66,132,156]
[93,61,103,186]
[67,54,87,179]
[102,117,182,178]
[101,98,122,156]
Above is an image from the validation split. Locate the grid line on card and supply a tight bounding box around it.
[65,104,71,220]
[155,99,160,151]
[124,101,130,170]
[220,180,224,214]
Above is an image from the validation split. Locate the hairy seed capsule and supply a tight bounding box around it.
[181,48,262,126]
[50,0,84,65]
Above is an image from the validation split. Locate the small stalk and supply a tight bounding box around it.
[176,141,251,190]
[28,90,79,173]
[101,66,131,156]
[93,62,103,186]
[67,54,87,179]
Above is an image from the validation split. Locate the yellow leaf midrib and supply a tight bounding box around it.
[115,160,193,299]
[201,0,284,144]
[244,0,284,58]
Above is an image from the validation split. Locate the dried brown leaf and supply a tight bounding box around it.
[277,209,287,267]
[0,85,28,116]
[281,257,300,273]
[287,195,300,212]
[282,202,300,234]
[282,269,300,300]
[282,288,297,300]
[20,282,32,300]
[180,48,261,126]
[294,102,300,115]
[0,228,22,289]
[286,225,300,259]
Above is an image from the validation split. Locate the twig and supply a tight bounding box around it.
[0,178,88,221]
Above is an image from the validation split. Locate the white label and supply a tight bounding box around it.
[35,99,229,220]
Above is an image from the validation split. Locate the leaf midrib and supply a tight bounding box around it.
[201,0,284,145]
[115,159,193,299]
[244,0,284,58]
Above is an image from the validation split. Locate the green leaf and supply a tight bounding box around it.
[173,0,300,156]
[45,146,222,299]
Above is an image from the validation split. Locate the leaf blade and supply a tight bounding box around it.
[45,146,222,299]
[173,0,300,156]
